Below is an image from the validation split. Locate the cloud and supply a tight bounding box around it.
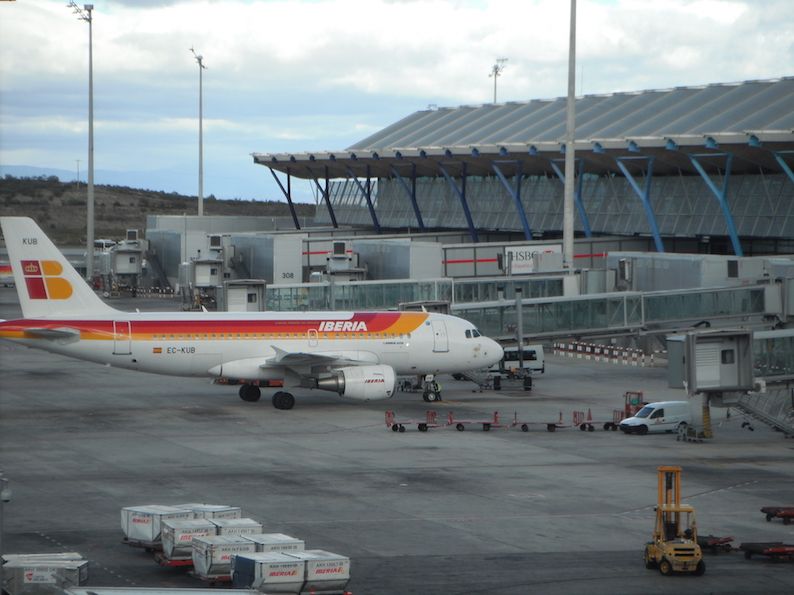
[1,0,792,202]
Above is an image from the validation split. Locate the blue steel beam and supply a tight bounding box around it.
[614,157,665,253]
[345,165,381,233]
[268,167,301,230]
[390,164,426,230]
[492,161,532,240]
[439,162,479,243]
[688,152,742,256]
[774,152,794,185]
[549,159,593,237]
[309,166,338,228]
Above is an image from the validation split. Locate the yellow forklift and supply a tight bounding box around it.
[643,466,705,576]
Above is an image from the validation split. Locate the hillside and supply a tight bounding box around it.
[0,175,316,245]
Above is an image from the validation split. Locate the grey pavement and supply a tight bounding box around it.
[1,287,793,594]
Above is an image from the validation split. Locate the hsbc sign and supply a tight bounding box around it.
[504,244,562,274]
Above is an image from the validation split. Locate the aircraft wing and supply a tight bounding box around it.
[210,347,381,380]
[266,346,380,369]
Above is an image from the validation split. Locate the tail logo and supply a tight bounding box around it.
[21,260,73,300]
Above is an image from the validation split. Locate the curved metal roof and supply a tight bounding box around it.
[253,77,794,179]
[348,77,794,149]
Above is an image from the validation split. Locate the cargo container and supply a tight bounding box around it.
[210,518,263,536]
[285,550,351,594]
[2,553,84,563]
[66,589,258,595]
[243,533,305,553]
[174,503,242,520]
[161,519,217,559]
[121,505,193,544]
[192,535,257,578]
[231,552,305,593]
[3,559,89,595]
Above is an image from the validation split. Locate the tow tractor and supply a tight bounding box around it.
[643,465,705,576]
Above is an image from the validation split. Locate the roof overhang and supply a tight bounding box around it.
[254,131,794,180]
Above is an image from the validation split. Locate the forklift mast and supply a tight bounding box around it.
[657,466,684,541]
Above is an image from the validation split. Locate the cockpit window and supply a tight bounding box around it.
[465,330,472,338]
[472,329,481,337]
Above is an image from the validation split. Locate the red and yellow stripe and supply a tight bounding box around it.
[0,312,429,342]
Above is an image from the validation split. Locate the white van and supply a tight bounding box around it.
[619,401,692,435]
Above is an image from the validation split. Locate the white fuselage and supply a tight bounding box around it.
[1,310,502,380]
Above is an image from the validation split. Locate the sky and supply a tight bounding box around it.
[0,0,792,204]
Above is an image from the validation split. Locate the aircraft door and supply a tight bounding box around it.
[113,321,131,355]
[431,320,449,353]
[308,328,318,348]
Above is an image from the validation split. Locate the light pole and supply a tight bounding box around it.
[488,58,508,103]
[68,1,95,280]
[190,48,206,217]
[563,0,576,272]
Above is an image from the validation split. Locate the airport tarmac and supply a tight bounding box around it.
[1,286,793,594]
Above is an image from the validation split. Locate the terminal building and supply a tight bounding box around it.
[255,77,794,256]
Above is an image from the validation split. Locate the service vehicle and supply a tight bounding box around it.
[644,466,705,576]
[619,400,691,435]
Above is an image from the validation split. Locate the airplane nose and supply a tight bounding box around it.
[487,339,504,365]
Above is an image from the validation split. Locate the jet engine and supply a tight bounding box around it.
[315,365,396,400]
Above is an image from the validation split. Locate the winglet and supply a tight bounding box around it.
[0,217,118,318]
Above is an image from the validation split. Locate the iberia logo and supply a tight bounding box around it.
[21,259,73,300]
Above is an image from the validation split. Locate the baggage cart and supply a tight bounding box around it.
[761,506,794,524]
[385,410,442,432]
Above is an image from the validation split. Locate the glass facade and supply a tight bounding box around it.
[754,334,794,379]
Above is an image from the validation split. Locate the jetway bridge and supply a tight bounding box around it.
[263,275,791,344]
[452,282,788,343]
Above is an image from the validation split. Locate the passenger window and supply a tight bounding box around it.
[650,409,664,419]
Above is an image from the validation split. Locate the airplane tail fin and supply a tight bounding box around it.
[0,216,118,318]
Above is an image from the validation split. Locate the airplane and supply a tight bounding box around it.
[0,217,504,409]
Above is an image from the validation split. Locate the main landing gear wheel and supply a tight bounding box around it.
[272,391,295,410]
[423,391,439,402]
[239,384,261,402]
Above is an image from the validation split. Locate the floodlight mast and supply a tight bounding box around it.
[190,47,207,217]
[488,58,508,103]
[67,1,95,280]
[563,0,576,273]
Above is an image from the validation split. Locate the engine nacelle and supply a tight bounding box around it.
[315,365,396,401]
